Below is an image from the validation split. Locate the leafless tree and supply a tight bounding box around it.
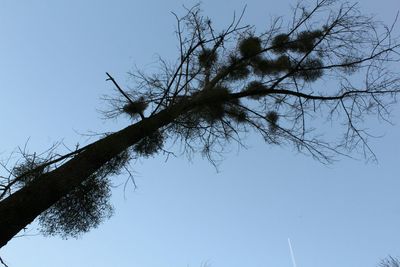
[0,0,399,248]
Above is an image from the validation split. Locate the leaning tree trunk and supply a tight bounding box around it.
[0,83,233,248]
[0,103,185,248]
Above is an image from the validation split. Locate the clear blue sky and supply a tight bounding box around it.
[0,0,399,266]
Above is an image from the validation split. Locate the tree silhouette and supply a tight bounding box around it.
[0,0,399,247]
[379,256,400,267]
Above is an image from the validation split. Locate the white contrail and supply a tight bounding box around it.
[287,238,298,267]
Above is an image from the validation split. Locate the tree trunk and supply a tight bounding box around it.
[0,104,183,248]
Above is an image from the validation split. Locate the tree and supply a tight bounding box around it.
[0,0,399,249]
[379,256,400,267]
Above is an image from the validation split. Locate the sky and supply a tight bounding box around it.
[0,0,400,267]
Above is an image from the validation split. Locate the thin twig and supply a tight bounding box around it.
[106,72,145,120]
[0,256,9,267]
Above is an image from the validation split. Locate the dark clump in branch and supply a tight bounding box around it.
[13,157,48,187]
[198,49,218,69]
[122,97,148,118]
[266,111,279,131]
[271,30,324,54]
[38,150,131,238]
[271,34,291,53]
[226,55,251,80]
[239,36,263,58]
[197,86,233,123]
[133,130,164,157]
[251,55,292,75]
[296,57,324,81]
[244,81,268,99]
[225,105,248,123]
[291,30,324,53]
[273,55,293,72]
[39,174,113,238]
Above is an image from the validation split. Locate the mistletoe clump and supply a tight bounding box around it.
[244,81,268,99]
[133,130,165,157]
[198,49,218,69]
[13,157,49,187]
[239,36,262,58]
[296,57,324,81]
[292,30,324,53]
[122,97,148,118]
[226,55,251,80]
[266,111,279,131]
[38,150,131,238]
[39,174,113,238]
[271,34,291,53]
